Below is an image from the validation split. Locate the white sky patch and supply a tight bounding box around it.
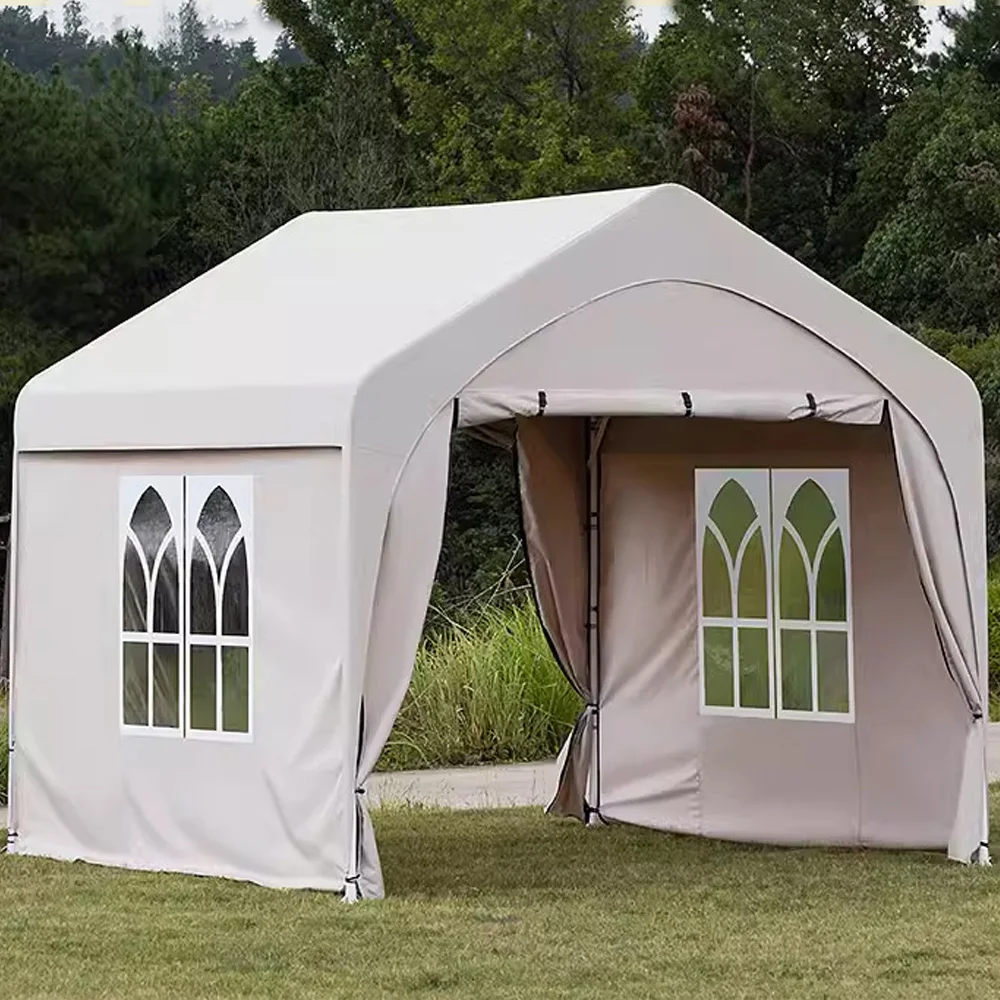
[0,0,967,59]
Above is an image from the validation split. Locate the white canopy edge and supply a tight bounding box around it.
[455,389,887,428]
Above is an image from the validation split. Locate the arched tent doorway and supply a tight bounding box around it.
[351,281,986,898]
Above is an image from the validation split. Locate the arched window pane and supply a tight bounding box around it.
[190,538,216,635]
[708,480,756,559]
[153,538,179,634]
[222,539,249,637]
[737,527,767,618]
[785,479,835,563]
[779,530,809,620]
[816,531,847,622]
[123,538,146,632]
[703,626,734,707]
[123,641,148,725]
[130,487,172,568]
[780,629,812,711]
[198,487,241,575]
[702,530,731,618]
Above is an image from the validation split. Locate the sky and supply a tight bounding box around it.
[0,0,967,58]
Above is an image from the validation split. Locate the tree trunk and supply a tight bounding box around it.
[743,69,756,225]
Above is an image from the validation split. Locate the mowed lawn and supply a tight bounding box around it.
[3,802,1000,999]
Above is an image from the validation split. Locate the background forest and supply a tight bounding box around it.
[3,0,1000,614]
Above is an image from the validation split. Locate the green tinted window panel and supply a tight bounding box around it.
[817,630,850,713]
[779,530,810,621]
[708,479,757,560]
[737,527,767,619]
[780,629,812,712]
[702,529,732,618]
[222,647,250,734]
[123,642,148,726]
[738,627,770,709]
[190,645,217,731]
[816,530,847,622]
[785,479,836,563]
[152,644,180,728]
[703,626,734,707]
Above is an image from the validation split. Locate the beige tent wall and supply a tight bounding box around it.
[458,280,984,858]
[351,407,454,898]
[590,417,970,850]
[8,448,353,889]
[467,282,876,397]
[514,417,592,820]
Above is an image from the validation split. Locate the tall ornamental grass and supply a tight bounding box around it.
[377,600,581,772]
[989,563,1000,720]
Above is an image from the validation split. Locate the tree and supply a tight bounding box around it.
[930,0,1000,87]
[394,0,642,202]
[158,0,258,100]
[846,71,1000,333]
[62,0,85,40]
[0,38,186,338]
[173,62,412,268]
[637,0,927,275]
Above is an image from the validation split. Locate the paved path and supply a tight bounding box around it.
[367,759,559,810]
[3,724,1000,831]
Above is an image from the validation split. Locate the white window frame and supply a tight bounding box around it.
[185,476,254,744]
[119,477,185,739]
[772,469,854,724]
[118,474,253,742]
[695,467,853,723]
[695,469,775,719]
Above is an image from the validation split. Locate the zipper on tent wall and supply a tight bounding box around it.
[585,417,608,824]
[344,698,366,901]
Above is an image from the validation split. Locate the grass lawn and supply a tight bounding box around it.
[3,803,1000,999]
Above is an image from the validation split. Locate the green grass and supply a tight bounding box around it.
[3,801,1000,998]
[377,600,579,772]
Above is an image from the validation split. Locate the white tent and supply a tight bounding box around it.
[3,184,989,898]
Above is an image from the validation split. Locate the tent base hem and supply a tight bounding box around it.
[6,840,348,892]
[594,809,970,856]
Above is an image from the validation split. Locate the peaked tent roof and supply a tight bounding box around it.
[15,185,654,450]
[16,183,976,457]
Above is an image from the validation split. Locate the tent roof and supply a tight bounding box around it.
[18,185,653,405]
[15,183,976,454]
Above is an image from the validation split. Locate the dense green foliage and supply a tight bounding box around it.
[4,0,1000,608]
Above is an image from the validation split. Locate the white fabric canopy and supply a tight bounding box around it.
[6,184,988,895]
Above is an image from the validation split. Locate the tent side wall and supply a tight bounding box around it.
[518,415,970,850]
[7,446,354,890]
